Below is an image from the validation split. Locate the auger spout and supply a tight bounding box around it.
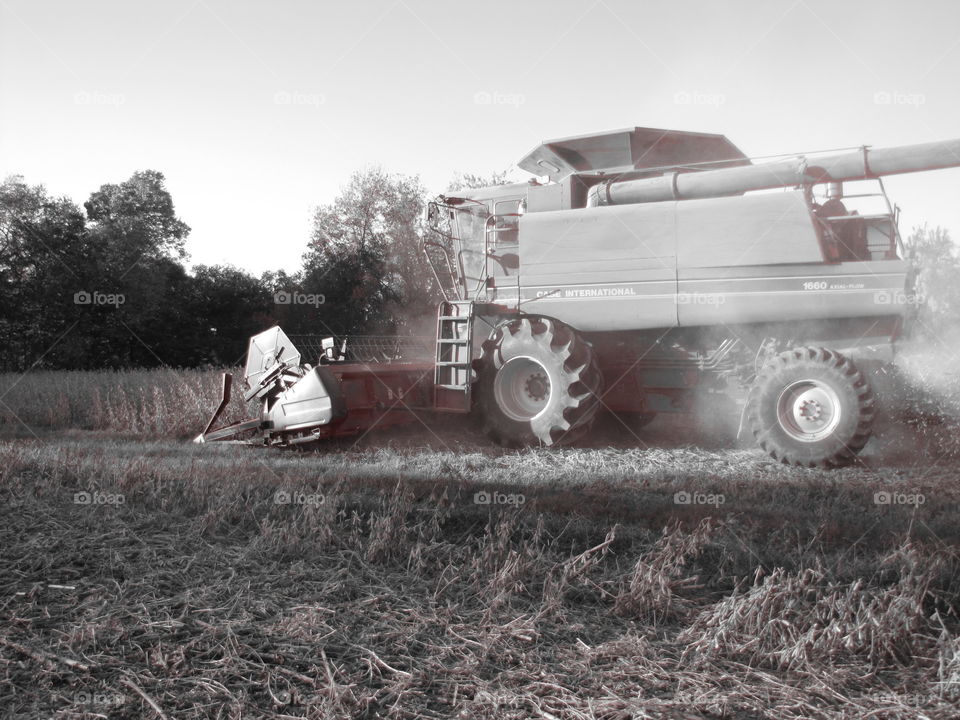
[586,137,960,207]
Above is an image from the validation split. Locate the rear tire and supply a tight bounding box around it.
[747,347,875,467]
[477,317,602,446]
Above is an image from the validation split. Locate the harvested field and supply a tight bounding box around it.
[0,369,959,719]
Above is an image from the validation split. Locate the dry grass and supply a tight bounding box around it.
[1,367,959,718]
[0,368,246,438]
[612,519,715,623]
[1,431,959,719]
[678,543,948,670]
[938,629,960,703]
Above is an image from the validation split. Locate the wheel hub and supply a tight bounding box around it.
[493,356,552,422]
[524,372,549,402]
[776,380,842,442]
[798,398,823,422]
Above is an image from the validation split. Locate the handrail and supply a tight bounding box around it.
[421,235,462,302]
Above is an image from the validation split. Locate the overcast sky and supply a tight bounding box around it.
[2,0,959,275]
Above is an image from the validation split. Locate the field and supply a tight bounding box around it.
[1,369,960,719]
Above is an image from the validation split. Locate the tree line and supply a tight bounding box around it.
[0,168,455,370]
[1,168,956,371]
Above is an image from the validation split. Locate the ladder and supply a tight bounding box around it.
[433,300,474,412]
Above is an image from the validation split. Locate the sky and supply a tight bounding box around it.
[2,0,960,276]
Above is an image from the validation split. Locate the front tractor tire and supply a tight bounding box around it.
[477,317,602,446]
[747,347,875,467]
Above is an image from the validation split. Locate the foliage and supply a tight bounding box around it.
[903,224,960,337]
[84,170,190,263]
[0,173,272,369]
[190,264,273,365]
[446,168,515,192]
[302,168,438,335]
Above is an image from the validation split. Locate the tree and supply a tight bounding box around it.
[84,170,190,267]
[446,169,514,193]
[302,168,436,336]
[82,171,196,367]
[190,264,273,365]
[0,176,94,370]
[903,225,960,337]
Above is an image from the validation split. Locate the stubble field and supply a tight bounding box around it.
[0,368,959,719]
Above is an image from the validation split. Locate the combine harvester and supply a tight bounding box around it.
[198,127,960,467]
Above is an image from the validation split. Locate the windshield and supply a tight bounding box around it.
[455,203,489,296]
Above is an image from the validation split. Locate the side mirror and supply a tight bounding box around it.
[426,201,439,225]
[491,252,520,270]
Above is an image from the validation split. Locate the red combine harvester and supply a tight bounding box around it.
[197,127,960,467]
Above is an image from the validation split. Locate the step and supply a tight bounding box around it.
[435,361,472,367]
[436,338,470,344]
[435,383,469,391]
[438,316,470,322]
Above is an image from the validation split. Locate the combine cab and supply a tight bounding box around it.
[198,127,960,467]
